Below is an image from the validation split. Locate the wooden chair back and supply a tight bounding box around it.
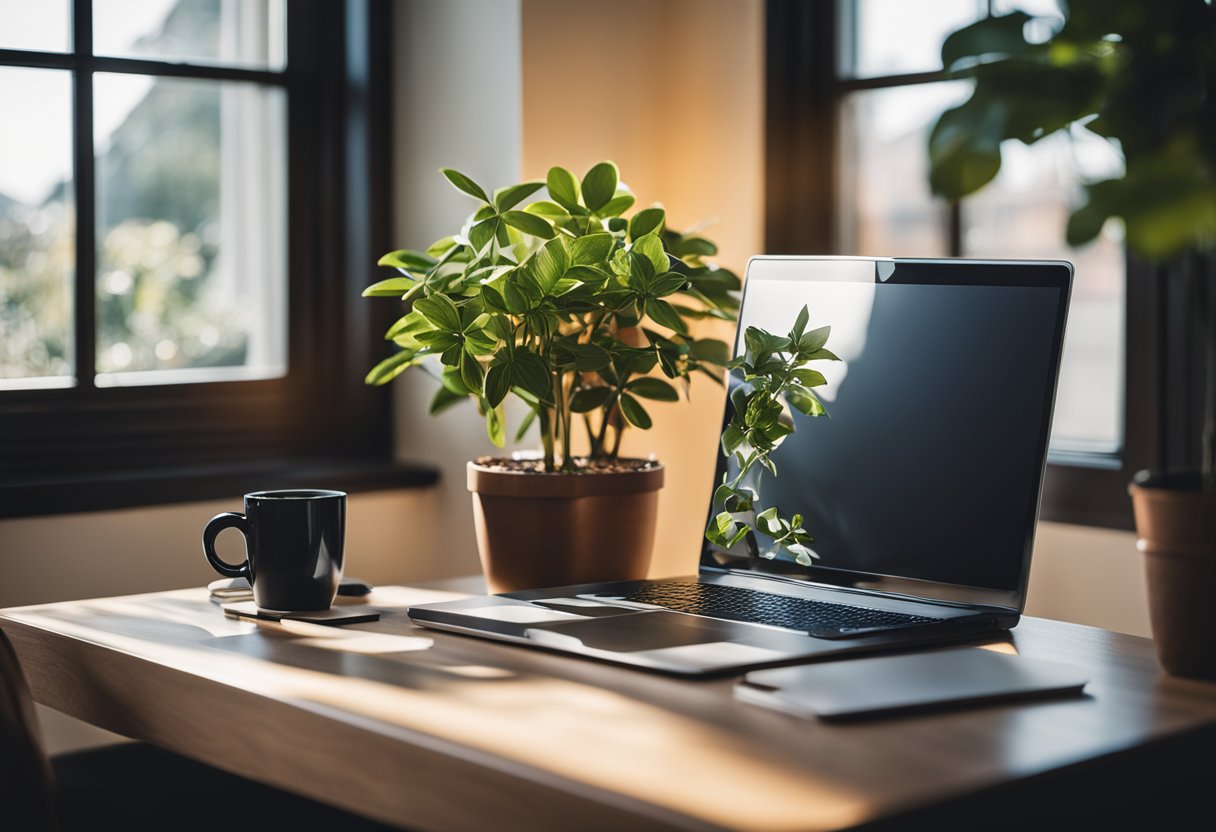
[0,628,57,830]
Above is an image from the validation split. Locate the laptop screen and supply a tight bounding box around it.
[700,258,1071,608]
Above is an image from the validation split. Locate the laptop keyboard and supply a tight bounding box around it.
[619,582,945,639]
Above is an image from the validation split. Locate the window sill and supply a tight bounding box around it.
[0,456,440,520]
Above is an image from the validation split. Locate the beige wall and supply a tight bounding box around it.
[521,0,765,579]
[390,0,525,579]
[0,490,441,611]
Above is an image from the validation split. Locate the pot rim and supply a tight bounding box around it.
[467,458,665,498]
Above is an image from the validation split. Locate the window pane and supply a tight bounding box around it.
[961,129,1126,450]
[838,0,985,79]
[0,67,73,388]
[94,74,286,386]
[838,81,971,256]
[92,0,286,70]
[0,0,70,52]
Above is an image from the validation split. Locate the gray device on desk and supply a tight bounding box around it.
[409,256,1074,676]
[736,647,1089,720]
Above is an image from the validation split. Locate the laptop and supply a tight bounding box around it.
[408,256,1074,676]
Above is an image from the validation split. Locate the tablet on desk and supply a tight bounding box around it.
[736,647,1088,721]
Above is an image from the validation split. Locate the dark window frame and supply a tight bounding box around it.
[0,0,436,519]
[764,0,1156,530]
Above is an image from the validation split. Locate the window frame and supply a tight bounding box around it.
[764,0,1156,530]
[0,0,434,518]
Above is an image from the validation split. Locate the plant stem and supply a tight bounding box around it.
[539,406,555,472]
[558,369,575,470]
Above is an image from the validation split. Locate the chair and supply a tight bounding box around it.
[0,628,402,831]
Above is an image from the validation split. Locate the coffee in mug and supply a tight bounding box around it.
[202,489,346,612]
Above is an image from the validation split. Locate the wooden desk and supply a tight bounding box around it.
[3,586,1214,831]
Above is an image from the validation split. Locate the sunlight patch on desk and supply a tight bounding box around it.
[294,633,433,654]
[259,666,871,830]
[365,586,470,608]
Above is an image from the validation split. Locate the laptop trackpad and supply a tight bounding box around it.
[524,611,754,653]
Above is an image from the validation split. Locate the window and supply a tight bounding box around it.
[766,0,1155,528]
[0,0,423,517]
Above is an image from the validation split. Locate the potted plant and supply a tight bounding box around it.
[364,161,741,592]
[928,0,1216,677]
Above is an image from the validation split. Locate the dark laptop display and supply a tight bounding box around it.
[407,257,1073,675]
[702,259,1071,607]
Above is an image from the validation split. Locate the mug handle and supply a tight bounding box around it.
[202,512,251,579]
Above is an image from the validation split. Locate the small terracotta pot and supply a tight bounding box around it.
[1130,477,1216,680]
[467,459,664,594]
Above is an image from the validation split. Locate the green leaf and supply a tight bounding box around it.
[940,11,1033,71]
[502,277,537,314]
[629,207,665,240]
[666,234,717,258]
[757,506,782,535]
[562,342,612,371]
[787,543,816,565]
[386,310,431,347]
[514,407,538,442]
[581,161,619,212]
[467,217,500,254]
[486,406,506,448]
[792,306,809,338]
[502,210,555,239]
[787,387,827,418]
[797,325,831,354]
[524,200,570,219]
[928,97,1004,199]
[463,328,498,356]
[690,339,731,366]
[532,237,569,293]
[792,368,827,388]
[713,511,736,540]
[721,424,745,456]
[429,383,466,415]
[551,277,585,296]
[570,232,614,266]
[644,298,689,335]
[805,347,841,362]
[649,272,687,298]
[546,166,581,211]
[460,350,484,393]
[425,236,459,258]
[483,362,511,407]
[441,364,473,395]
[493,181,544,212]
[570,386,614,412]
[626,376,679,401]
[600,193,636,217]
[618,393,652,429]
[440,168,490,203]
[362,276,417,297]
[632,233,670,277]
[745,327,790,355]
[364,349,417,386]
[512,349,552,402]
[377,249,436,272]
[413,294,462,332]
[480,283,509,314]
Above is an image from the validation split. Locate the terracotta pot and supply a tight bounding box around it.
[1130,476,1216,680]
[467,459,664,594]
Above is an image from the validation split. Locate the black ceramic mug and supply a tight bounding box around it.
[202,489,346,612]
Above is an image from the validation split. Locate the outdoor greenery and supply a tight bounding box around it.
[704,306,839,565]
[363,161,742,472]
[928,0,1214,259]
[928,0,1216,490]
